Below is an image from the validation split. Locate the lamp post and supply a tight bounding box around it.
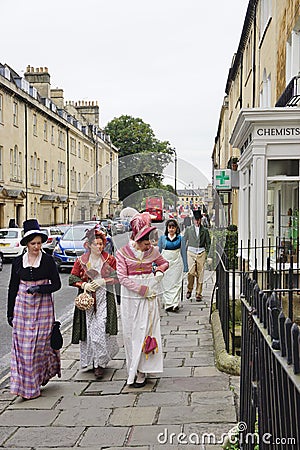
[107,134,113,218]
[173,148,177,214]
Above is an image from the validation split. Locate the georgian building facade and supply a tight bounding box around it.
[0,64,119,228]
[212,0,300,266]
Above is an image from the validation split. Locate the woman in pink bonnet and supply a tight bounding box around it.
[116,213,169,388]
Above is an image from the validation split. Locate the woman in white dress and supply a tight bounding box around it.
[158,219,188,312]
[116,213,169,388]
[69,226,119,379]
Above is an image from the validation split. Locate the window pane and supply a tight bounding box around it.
[268,159,299,176]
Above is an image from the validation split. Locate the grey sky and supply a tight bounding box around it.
[2,0,248,184]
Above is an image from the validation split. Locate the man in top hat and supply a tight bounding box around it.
[183,209,211,301]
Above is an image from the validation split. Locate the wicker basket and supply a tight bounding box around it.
[75,288,94,311]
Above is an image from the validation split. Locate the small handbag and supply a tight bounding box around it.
[142,296,158,359]
[50,320,63,350]
[142,335,158,359]
[75,287,94,311]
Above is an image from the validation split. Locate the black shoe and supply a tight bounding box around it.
[165,307,173,312]
[196,295,202,302]
[132,379,147,388]
[173,306,179,312]
[186,291,192,299]
[94,367,104,379]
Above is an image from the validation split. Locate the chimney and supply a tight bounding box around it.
[24,66,51,99]
[74,100,100,126]
[50,89,64,109]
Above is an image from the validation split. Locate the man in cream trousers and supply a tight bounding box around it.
[183,209,211,301]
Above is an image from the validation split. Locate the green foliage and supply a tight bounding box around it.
[104,115,173,202]
[225,229,238,269]
[209,227,238,269]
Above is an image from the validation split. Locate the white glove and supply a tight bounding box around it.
[81,282,96,293]
[154,271,164,282]
[146,289,156,300]
[90,278,105,289]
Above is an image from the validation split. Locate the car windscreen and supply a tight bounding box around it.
[62,227,89,241]
[0,230,19,239]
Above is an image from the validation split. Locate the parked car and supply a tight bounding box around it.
[113,217,131,232]
[53,224,94,272]
[53,223,114,271]
[113,220,125,234]
[0,228,25,259]
[56,224,72,235]
[40,226,64,254]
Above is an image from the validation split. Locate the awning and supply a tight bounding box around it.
[0,187,8,196]
[94,196,103,205]
[58,196,68,203]
[6,189,26,199]
[40,194,57,202]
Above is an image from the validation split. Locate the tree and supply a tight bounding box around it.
[104,115,173,202]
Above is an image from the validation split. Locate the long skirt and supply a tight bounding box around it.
[80,286,119,368]
[10,279,61,399]
[161,248,184,309]
[120,273,163,385]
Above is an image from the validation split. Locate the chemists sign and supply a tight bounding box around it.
[214,169,231,190]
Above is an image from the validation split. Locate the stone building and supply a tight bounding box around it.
[0,63,119,227]
[212,0,300,265]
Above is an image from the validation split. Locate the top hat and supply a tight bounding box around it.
[192,209,202,220]
[20,219,48,246]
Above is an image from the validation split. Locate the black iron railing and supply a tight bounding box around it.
[275,75,300,107]
[239,278,300,449]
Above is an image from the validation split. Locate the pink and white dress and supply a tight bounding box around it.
[116,241,169,385]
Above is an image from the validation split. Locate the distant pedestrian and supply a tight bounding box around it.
[7,219,62,400]
[184,209,211,301]
[158,219,188,312]
[183,215,192,230]
[8,218,18,228]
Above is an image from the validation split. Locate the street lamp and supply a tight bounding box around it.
[172,148,177,213]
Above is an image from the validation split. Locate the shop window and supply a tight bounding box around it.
[268,159,299,177]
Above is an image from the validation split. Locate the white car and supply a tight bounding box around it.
[40,226,64,254]
[0,228,25,259]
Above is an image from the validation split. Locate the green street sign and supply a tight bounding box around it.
[214,169,231,190]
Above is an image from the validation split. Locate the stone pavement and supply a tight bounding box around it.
[0,271,240,449]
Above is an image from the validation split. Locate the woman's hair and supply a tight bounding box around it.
[136,231,151,243]
[85,226,107,246]
[164,219,180,236]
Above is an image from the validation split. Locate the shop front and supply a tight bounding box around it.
[230,108,300,269]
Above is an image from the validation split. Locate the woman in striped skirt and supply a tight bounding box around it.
[7,219,62,400]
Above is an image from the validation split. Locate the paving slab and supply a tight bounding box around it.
[58,393,136,409]
[0,409,59,426]
[0,426,17,446]
[126,424,182,446]
[158,404,236,424]
[156,376,229,392]
[53,406,111,426]
[4,426,85,448]
[80,426,128,447]
[109,406,158,426]
[84,379,125,395]
[136,391,189,407]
